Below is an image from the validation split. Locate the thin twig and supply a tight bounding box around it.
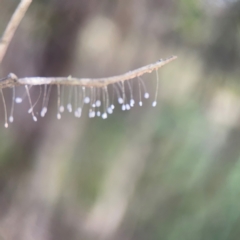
[0,56,177,89]
[0,1,177,90]
[0,0,32,64]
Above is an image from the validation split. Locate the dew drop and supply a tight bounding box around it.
[9,116,14,123]
[33,116,37,122]
[152,101,157,107]
[89,110,96,118]
[84,97,90,104]
[102,113,107,119]
[96,100,101,107]
[139,101,143,107]
[15,97,22,103]
[126,104,130,110]
[111,104,115,110]
[107,107,113,114]
[60,106,64,113]
[41,107,47,117]
[4,123,8,128]
[130,99,135,107]
[144,93,150,99]
[118,98,123,104]
[77,108,82,117]
[28,108,33,114]
[57,113,61,120]
[74,110,79,118]
[67,104,72,113]
[122,105,126,111]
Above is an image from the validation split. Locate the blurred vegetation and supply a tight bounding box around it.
[0,0,240,240]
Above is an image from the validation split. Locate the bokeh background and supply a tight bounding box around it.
[0,0,240,239]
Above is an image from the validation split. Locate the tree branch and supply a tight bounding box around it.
[0,0,32,65]
[0,1,177,90]
[0,56,177,89]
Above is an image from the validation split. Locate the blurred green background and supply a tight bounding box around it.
[0,0,240,239]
